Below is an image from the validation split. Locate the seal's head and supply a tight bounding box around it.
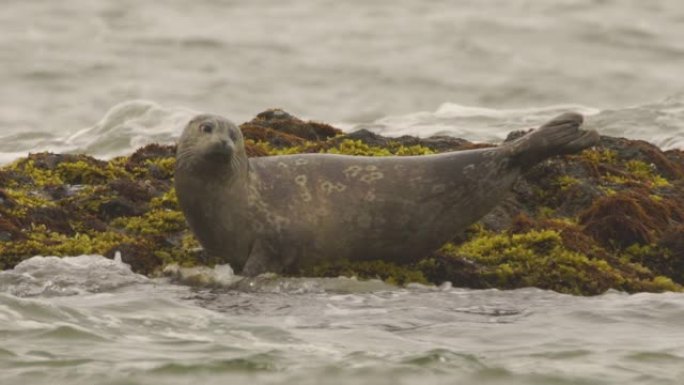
[176,114,247,174]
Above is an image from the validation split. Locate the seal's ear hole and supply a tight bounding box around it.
[199,123,214,134]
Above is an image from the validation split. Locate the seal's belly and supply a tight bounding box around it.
[252,174,515,264]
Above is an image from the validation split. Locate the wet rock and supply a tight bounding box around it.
[418,252,484,289]
[0,109,683,294]
[24,206,74,235]
[656,226,684,283]
[240,124,306,148]
[251,108,341,141]
[99,197,146,220]
[336,129,483,153]
[579,189,678,248]
[105,242,162,276]
[29,153,105,171]
[44,185,70,200]
[81,216,109,232]
[244,142,270,157]
[479,198,523,232]
[108,178,155,203]
[0,189,14,209]
[126,144,177,170]
[504,129,533,142]
[240,108,341,149]
[339,129,389,147]
[601,137,684,179]
[0,217,23,241]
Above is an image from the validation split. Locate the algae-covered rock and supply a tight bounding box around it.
[1,110,683,295]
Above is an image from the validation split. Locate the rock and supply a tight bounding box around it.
[125,144,176,171]
[240,108,341,148]
[24,206,74,235]
[108,178,156,203]
[0,217,23,241]
[251,108,341,141]
[0,109,682,294]
[105,242,162,276]
[0,189,14,209]
[99,197,146,220]
[335,129,484,153]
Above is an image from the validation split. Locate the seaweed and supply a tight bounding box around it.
[1,110,683,294]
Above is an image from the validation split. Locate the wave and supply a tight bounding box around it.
[0,254,148,297]
[0,100,197,164]
[354,94,684,150]
[0,254,399,298]
[1,96,683,165]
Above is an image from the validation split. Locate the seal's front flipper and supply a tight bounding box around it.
[508,112,600,169]
[241,240,283,277]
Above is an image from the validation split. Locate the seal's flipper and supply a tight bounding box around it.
[508,112,600,169]
[241,240,286,276]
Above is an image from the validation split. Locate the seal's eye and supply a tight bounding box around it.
[199,123,214,134]
[228,130,238,141]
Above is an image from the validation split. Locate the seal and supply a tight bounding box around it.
[175,113,599,276]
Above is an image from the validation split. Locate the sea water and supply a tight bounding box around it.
[1,1,684,384]
[1,256,683,385]
[2,0,684,161]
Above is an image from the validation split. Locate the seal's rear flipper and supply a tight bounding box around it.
[508,112,600,169]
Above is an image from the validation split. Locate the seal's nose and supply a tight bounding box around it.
[207,137,233,159]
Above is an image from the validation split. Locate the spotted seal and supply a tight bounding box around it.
[174,113,598,275]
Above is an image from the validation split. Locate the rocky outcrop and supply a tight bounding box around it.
[1,109,682,294]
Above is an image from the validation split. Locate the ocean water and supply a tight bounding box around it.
[1,256,683,385]
[2,1,684,384]
[1,0,684,162]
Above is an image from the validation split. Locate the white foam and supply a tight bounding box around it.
[357,102,601,142]
[0,255,148,297]
[351,97,684,151]
[433,103,601,119]
[588,95,684,150]
[0,100,199,165]
[2,96,684,167]
[162,263,241,287]
[64,100,198,159]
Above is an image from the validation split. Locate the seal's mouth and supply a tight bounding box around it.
[205,151,232,163]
